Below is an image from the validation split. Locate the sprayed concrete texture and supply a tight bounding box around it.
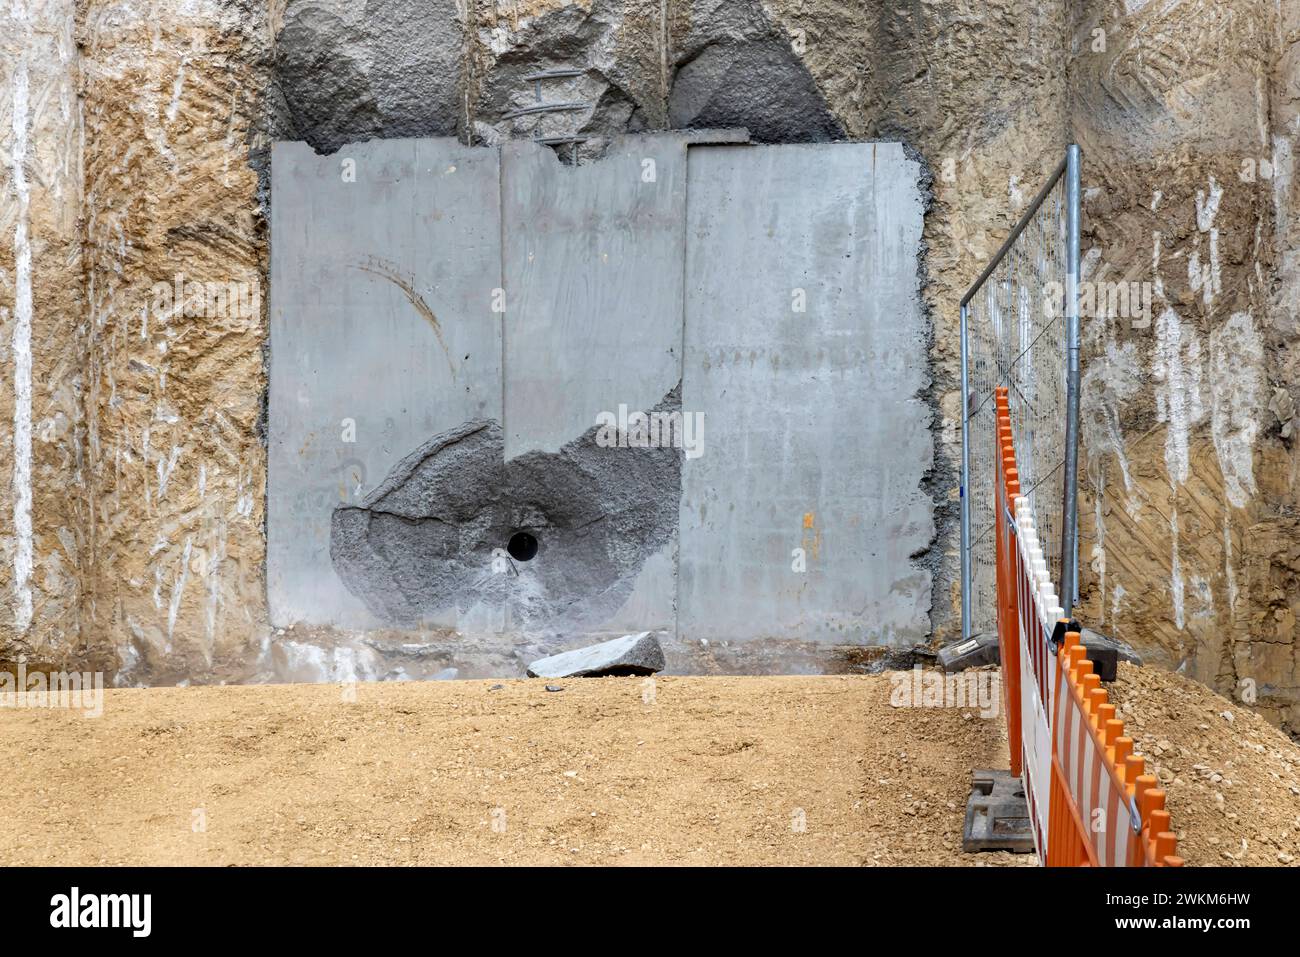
[273,0,464,153]
[270,136,931,668]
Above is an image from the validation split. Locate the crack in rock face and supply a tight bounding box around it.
[330,388,683,630]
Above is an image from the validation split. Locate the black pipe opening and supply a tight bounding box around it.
[507,531,539,562]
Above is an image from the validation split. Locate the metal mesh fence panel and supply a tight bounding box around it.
[960,149,1080,639]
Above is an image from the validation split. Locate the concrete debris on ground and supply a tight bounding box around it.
[938,633,1000,673]
[526,632,666,679]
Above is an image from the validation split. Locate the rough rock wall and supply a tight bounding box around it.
[1068,0,1300,735]
[0,0,85,663]
[78,0,272,683]
[1262,0,1300,737]
[271,0,463,154]
[4,0,1297,727]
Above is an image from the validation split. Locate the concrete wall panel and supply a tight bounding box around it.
[268,138,503,627]
[677,142,932,645]
[269,135,932,666]
[499,135,693,637]
[501,135,688,458]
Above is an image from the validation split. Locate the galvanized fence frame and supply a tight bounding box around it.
[959,145,1081,641]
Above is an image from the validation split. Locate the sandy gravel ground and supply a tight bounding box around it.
[0,673,1027,866]
[1110,663,1300,866]
[1,667,1295,866]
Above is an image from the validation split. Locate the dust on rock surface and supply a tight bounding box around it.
[0,674,1031,866]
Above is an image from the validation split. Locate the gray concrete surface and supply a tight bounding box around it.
[501,135,688,458]
[270,135,931,667]
[268,138,502,628]
[678,142,932,645]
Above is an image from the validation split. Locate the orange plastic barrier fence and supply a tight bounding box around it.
[993,398,1022,777]
[1049,629,1184,867]
[992,387,1183,867]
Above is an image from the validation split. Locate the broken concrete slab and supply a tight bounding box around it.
[526,632,666,678]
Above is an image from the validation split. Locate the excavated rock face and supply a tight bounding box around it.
[4,0,1300,734]
[273,0,464,153]
[331,389,681,629]
[667,0,841,141]
[464,0,666,160]
[75,0,273,684]
[1068,0,1299,734]
[0,0,85,665]
[270,0,844,158]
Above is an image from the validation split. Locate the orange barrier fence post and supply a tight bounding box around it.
[992,388,1022,777]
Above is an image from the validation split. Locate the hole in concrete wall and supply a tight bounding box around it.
[507,531,539,562]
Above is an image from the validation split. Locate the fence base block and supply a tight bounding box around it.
[962,769,1036,854]
[938,632,1000,673]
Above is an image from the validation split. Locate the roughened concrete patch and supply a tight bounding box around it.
[330,389,683,630]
